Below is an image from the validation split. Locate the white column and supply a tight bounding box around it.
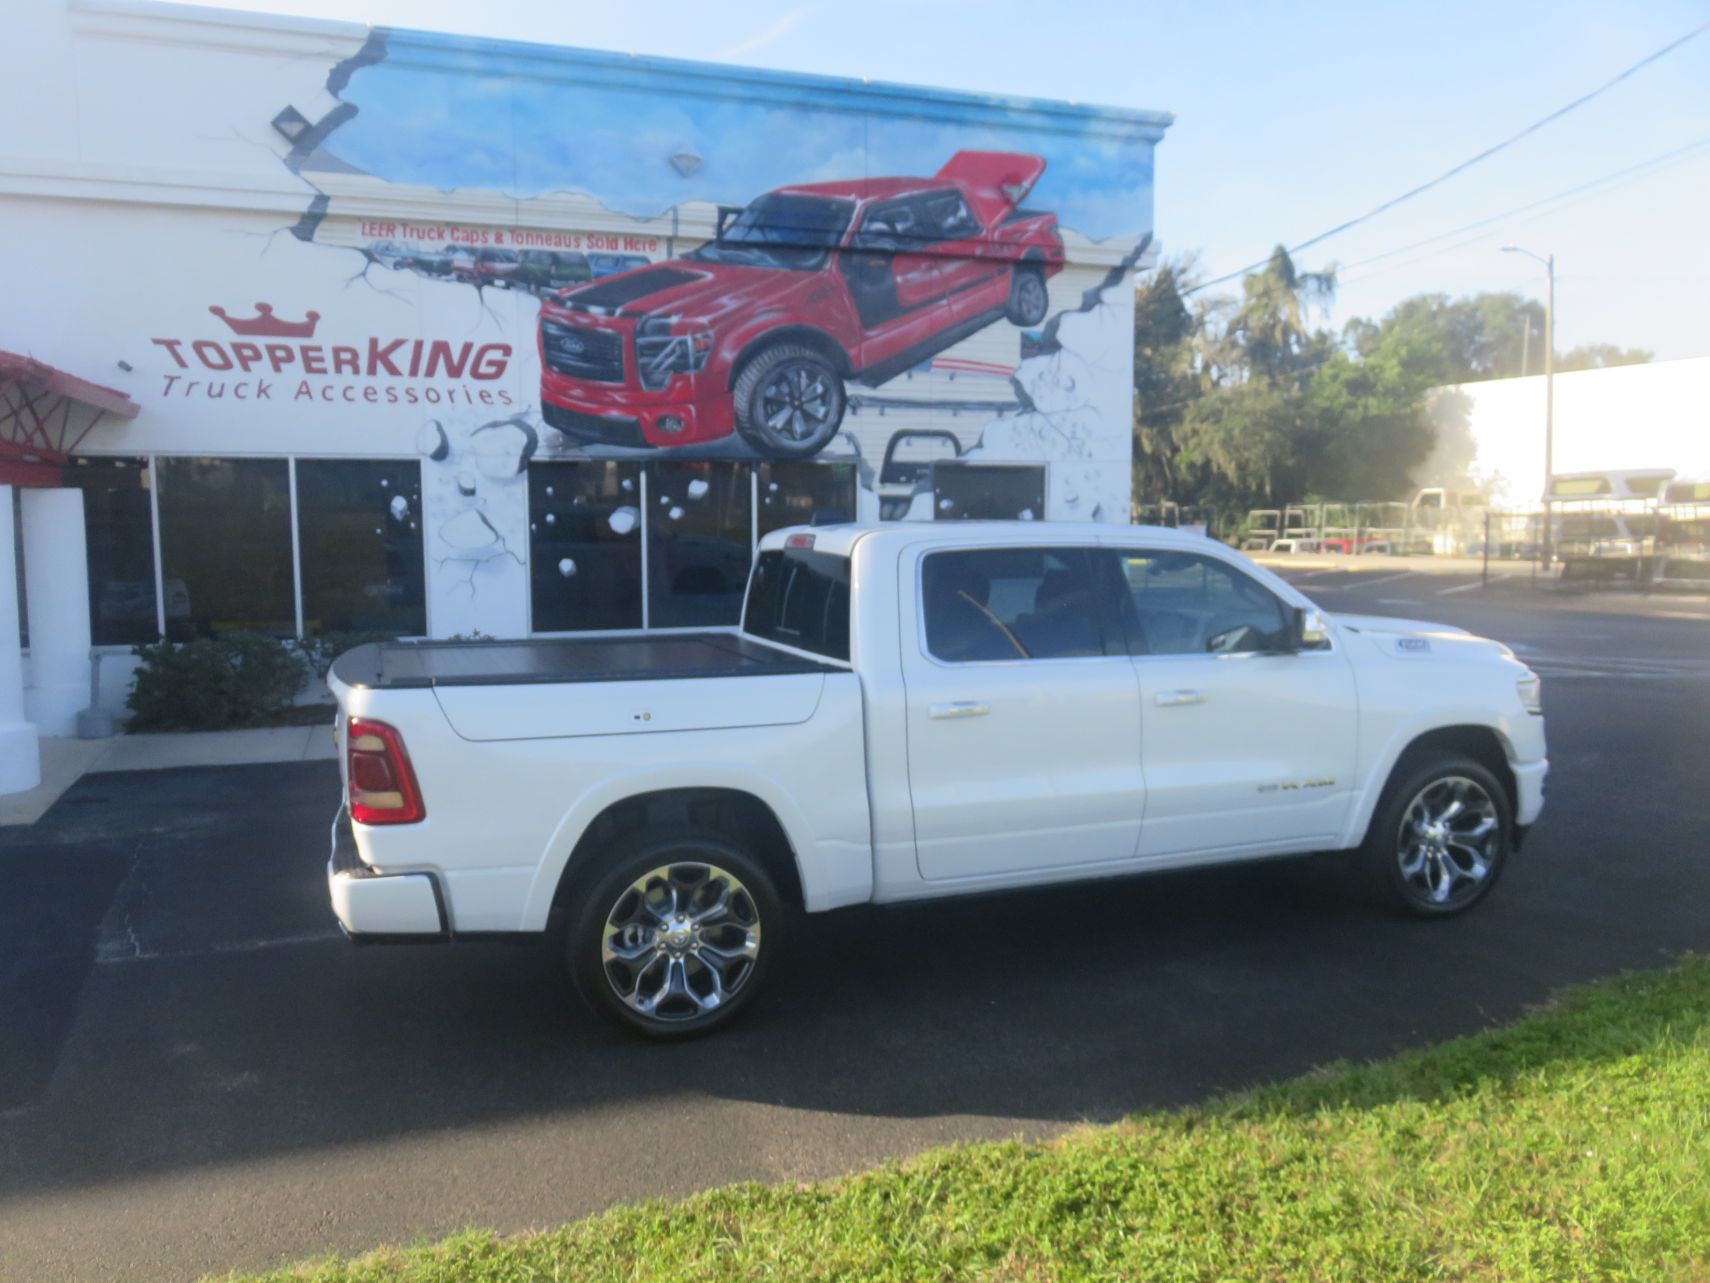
[21,487,93,738]
[0,486,43,793]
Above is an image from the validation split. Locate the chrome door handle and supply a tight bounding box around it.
[929,700,991,720]
[1154,689,1207,707]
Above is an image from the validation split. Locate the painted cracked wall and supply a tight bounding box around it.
[7,5,1168,637]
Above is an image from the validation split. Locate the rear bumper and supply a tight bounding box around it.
[1511,757,1548,828]
[327,809,447,939]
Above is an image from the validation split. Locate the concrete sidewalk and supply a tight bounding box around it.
[0,724,337,826]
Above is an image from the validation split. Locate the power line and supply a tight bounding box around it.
[1336,134,1710,279]
[1186,16,1710,295]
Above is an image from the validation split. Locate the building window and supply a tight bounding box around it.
[528,461,643,632]
[933,464,1046,521]
[756,460,858,536]
[157,458,294,639]
[296,460,426,637]
[647,461,751,628]
[63,456,160,646]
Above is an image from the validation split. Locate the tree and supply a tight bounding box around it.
[1131,257,1201,500]
[1557,343,1652,372]
[1346,292,1545,383]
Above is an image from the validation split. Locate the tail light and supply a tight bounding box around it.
[346,718,425,825]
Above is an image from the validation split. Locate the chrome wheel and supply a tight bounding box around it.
[759,362,835,444]
[600,862,761,1022]
[1396,775,1501,907]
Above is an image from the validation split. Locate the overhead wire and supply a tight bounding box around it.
[1185,16,1710,295]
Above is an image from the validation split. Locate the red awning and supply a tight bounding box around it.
[0,350,139,487]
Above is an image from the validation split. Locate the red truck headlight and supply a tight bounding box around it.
[347,718,426,825]
[637,315,713,390]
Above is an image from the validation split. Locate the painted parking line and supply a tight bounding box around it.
[1350,571,1417,589]
[1438,574,1514,595]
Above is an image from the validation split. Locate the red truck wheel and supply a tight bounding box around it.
[1006,267,1049,326]
[733,344,846,458]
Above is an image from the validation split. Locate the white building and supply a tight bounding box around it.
[1423,356,1710,507]
[1,0,1170,786]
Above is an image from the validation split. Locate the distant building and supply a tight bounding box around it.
[1422,357,1710,507]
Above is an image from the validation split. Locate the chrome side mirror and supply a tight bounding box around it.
[1298,607,1330,649]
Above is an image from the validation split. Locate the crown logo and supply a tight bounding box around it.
[208,303,321,338]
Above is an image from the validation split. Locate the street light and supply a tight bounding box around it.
[1501,245,1555,568]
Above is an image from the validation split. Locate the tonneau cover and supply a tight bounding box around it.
[330,632,834,691]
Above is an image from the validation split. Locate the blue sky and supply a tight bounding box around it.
[202,0,1710,359]
[329,44,1163,241]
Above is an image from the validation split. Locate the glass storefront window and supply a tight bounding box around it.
[296,460,426,637]
[157,457,294,639]
[933,464,1046,521]
[528,461,643,632]
[756,460,859,537]
[63,456,160,646]
[647,462,752,628]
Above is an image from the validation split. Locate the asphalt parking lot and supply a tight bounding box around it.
[3,570,1708,1283]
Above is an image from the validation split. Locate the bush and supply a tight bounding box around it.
[126,633,310,731]
[300,630,400,681]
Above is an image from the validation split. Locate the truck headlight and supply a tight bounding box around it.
[637,315,713,390]
[1517,672,1543,715]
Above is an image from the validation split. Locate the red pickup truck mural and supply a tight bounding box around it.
[536,151,1064,458]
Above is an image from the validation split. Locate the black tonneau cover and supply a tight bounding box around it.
[331,632,836,691]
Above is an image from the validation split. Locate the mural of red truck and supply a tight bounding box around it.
[537,151,1064,458]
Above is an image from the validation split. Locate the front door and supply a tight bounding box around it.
[900,545,1145,882]
[1101,547,1358,859]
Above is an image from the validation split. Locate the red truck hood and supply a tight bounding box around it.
[552,261,819,325]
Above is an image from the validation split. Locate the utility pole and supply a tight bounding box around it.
[1502,246,1556,568]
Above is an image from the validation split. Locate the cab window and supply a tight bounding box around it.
[922,548,1107,662]
[1107,550,1289,656]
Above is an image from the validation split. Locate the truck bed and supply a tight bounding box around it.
[330,632,837,691]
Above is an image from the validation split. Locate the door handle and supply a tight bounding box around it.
[929,700,991,720]
[1154,689,1207,707]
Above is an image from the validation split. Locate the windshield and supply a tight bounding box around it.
[689,194,853,271]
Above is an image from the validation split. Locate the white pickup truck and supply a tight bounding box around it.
[328,522,1547,1037]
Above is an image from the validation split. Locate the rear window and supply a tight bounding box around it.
[743,549,851,661]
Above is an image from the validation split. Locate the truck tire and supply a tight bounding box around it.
[565,828,783,1038]
[732,344,846,458]
[1005,266,1049,326]
[1358,753,1512,917]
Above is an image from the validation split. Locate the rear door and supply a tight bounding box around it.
[840,197,945,345]
[899,544,1145,882]
[1098,546,1358,859]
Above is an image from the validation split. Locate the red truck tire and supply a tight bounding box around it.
[733,343,847,458]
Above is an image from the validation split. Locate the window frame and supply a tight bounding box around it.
[915,544,1126,667]
[1105,546,1324,660]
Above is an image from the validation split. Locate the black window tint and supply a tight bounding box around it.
[920,190,979,241]
[756,461,858,536]
[647,462,751,628]
[922,548,1105,662]
[933,465,1045,522]
[743,549,850,661]
[61,456,159,646]
[528,461,643,632]
[296,459,426,637]
[1114,550,1288,655]
[157,457,294,640]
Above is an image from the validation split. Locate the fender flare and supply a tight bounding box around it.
[1339,716,1522,849]
[518,764,822,931]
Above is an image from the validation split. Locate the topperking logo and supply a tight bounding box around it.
[149,303,515,408]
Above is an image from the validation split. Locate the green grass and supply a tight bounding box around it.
[227,957,1710,1283]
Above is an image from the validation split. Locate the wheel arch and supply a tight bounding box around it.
[529,783,810,932]
[726,325,853,391]
[1352,723,1519,848]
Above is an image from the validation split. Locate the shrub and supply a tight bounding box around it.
[301,630,400,681]
[126,633,310,731]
